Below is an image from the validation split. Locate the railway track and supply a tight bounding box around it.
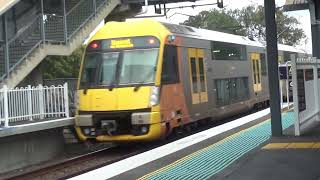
[5,105,285,180]
[6,144,145,180]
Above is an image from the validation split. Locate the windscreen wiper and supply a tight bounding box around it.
[83,83,90,95]
[108,77,117,91]
[133,68,156,91]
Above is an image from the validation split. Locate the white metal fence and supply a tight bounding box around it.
[0,83,69,128]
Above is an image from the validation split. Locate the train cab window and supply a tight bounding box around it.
[260,53,267,76]
[161,45,179,84]
[80,53,99,87]
[99,53,119,85]
[211,41,247,61]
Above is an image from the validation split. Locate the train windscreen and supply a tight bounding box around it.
[80,46,159,89]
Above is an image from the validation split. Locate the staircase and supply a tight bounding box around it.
[0,0,120,88]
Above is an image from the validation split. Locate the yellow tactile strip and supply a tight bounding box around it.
[262,142,320,149]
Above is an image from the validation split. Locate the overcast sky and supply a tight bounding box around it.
[150,0,311,53]
[90,0,312,53]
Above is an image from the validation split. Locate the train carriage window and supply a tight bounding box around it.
[215,79,230,106]
[215,77,249,106]
[278,55,284,63]
[283,51,291,62]
[260,54,267,76]
[253,60,257,84]
[161,45,179,84]
[237,77,249,100]
[0,17,3,42]
[190,58,198,92]
[256,60,261,83]
[211,41,247,61]
[230,79,237,103]
[198,58,206,92]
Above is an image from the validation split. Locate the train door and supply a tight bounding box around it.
[188,48,208,104]
[251,53,262,92]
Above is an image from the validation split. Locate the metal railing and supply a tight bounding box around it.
[44,78,78,116]
[0,0,111,80]
[0,83,69,127]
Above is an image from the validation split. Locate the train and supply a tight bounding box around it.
[74,19,306,142]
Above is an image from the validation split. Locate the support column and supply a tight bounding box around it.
[2,13,9,76]
[310,0,320,59]
[62,0,68,43]
[40,0,45,42]
[264,0,283,136]
[313,64,319,120]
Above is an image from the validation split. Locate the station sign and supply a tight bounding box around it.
[297,69,306,112]
[279,65,292,80]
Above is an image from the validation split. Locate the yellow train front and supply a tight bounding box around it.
[75,19,305,143]
[75,20,177,142]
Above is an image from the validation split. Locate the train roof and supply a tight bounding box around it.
[98,19,305,54]
[160,21,306,54]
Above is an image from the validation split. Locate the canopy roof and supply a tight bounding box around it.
[0,0,19,16]
[284,0,309,11]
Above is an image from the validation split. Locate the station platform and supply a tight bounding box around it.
[72,108,320,180]
[0,117,74,137]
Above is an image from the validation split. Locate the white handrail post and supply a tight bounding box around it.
[313,63,320,121]
[63,83,70,118]
[39,84,45,119]
[280,79,283,108]
[286,62,290,110]
[292,55,300,136]
[3,85,9,128]
[28,85,33,121]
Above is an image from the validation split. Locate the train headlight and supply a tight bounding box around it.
[141,126,148,134]
[83,128,90,135]
[150,86,159,106]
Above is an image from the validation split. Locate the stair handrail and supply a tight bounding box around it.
[7,14,42,45]
[66,0,88,16]
[67,0,109,40]
[0,0,116,84]
[1,15,43,80]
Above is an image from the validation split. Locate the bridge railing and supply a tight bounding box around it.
[0,83,69,128]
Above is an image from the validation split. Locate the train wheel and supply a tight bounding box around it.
[184,124,192,133]
[173,127,183,137]
[199,119,208,126]
[191,122,198,130]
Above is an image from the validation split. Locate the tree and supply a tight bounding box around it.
[182,5,306,46]
[40,46,84,79]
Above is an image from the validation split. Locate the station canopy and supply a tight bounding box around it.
[0,0,20,16]
[284,0,309,11]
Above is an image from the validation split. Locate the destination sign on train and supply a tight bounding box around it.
[87,36,160,51]
[110,39,134,48]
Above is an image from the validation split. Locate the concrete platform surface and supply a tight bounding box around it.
[72,108,320,180]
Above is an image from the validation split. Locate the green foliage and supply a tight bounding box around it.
[182,5,306,46]
[40,46,84,79]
